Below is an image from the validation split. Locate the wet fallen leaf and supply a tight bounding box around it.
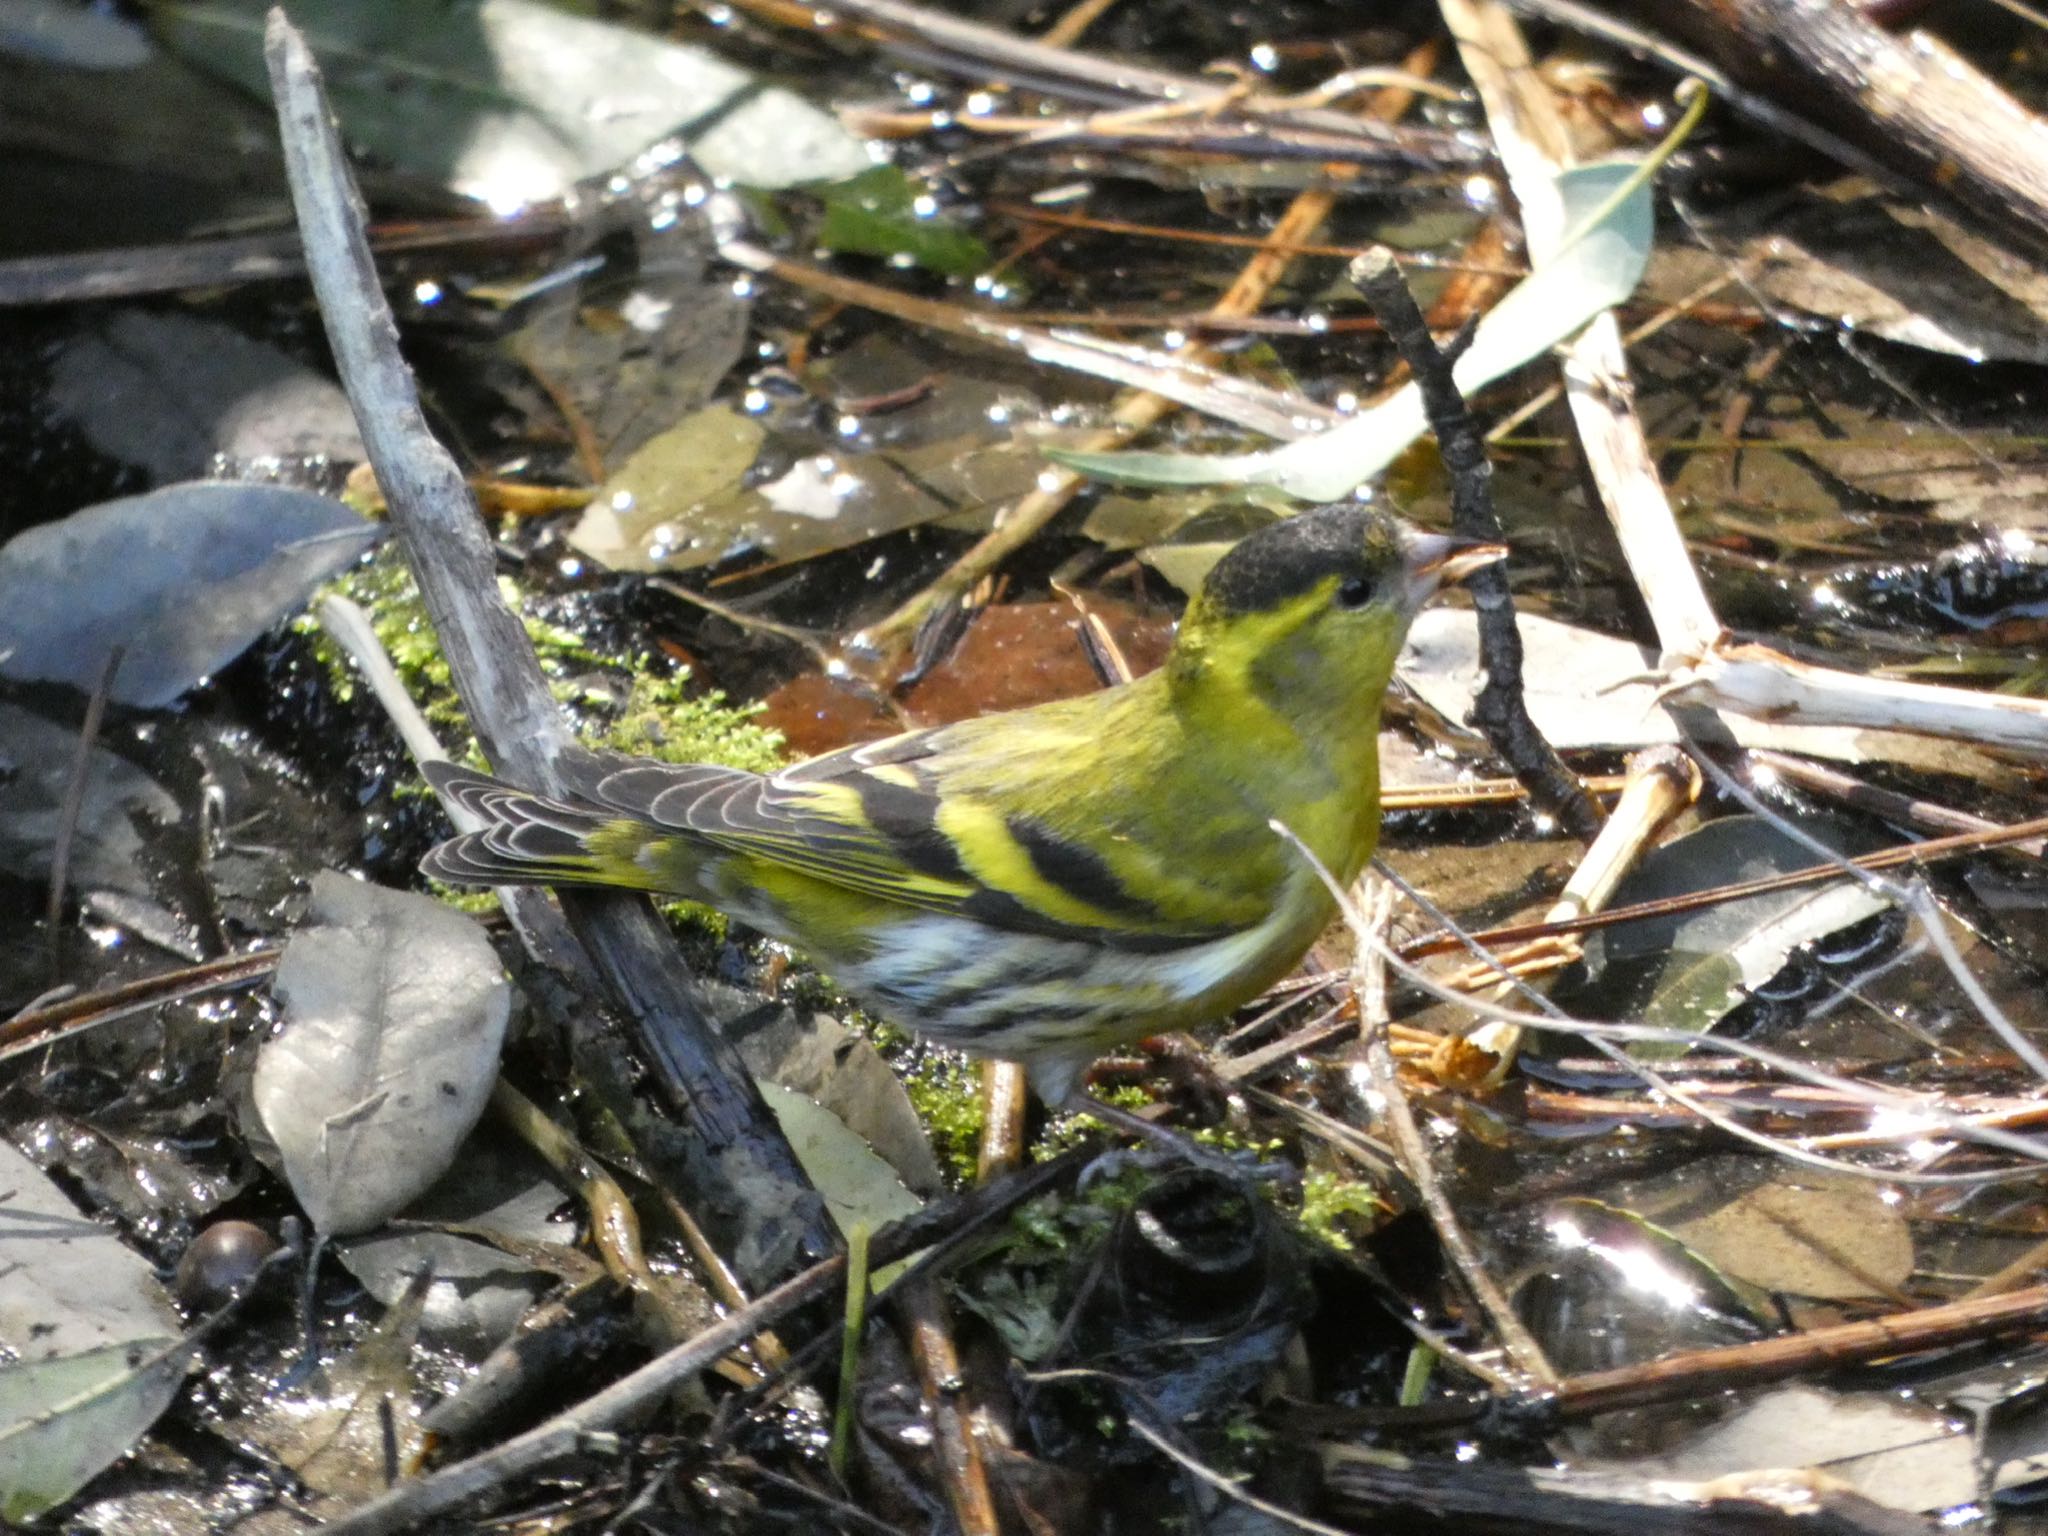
[568,405,766,572]
[1557,815,1891,1051]
[0,704,180,899]
[1583,1383,1975,1514]
[157,0,870,204]
[45,308,363,483]
[0,1136,180,1361]
[253,872,510,1236]
[757,594,1175,755]
[1668,1174,1912,1301]
[817,165,989,278]
[334,1135,588,1349]
[0,1337,195,1525]
[0,482,379,708]
[234,1273,429,1514]
[759,1082,924,1265]
[715,982,944,1196]
[508,228,751,469]
[0,1,150,67]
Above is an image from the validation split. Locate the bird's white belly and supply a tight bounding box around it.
[833,905,1298,1054]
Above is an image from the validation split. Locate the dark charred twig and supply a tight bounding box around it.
[1347,248,1601,840]
[46,644,123,983]
[318,1153,1079,1536]
[260,9,832,1276]
[1352,879,1558,1388]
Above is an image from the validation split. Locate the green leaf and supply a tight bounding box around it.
[759,1082,924,1287]
[0,1338,195,1523]
[816,166,989,278]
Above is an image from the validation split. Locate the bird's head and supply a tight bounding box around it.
[1169,504,1505,727]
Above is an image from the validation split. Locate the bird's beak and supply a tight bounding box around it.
[1400,529,1508,610]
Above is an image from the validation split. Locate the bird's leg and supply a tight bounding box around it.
[1092,1032,1235,1123]
[1057,1088,1282,1182]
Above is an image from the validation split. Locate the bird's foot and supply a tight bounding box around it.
[1060,1090,1288,1185]
[1087,1033,1235,1124]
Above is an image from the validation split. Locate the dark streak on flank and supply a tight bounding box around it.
[958,888,1210,951]
[1007,813,1163,923]
[912,945,1104,1019]
[857,773,972,885]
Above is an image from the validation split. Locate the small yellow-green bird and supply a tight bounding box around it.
[422,505,1501,1115]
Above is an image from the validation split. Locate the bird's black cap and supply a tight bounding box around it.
[1200,503,1399,616]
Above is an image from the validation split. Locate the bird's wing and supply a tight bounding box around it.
[569,731,1231,944]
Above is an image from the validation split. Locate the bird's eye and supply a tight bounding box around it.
[1335,575,1374,609]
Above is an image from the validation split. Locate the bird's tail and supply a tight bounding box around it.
[419,760,643,891]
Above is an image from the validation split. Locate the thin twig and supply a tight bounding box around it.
[320,1151,1077,1535]
[1365,870,2048,1183]
[1748,749,2045,857]
[46,644,123,982]
[1400,809,2048,961]
[1126,1416,1360,1536]
[1351,876,1557,1387]
[898,1276,1002,1536]
[0,948,279,1062]
[1553,1281,2048,1420]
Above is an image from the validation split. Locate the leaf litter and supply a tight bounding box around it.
[9,0,2048,1531]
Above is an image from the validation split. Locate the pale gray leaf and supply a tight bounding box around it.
[0,0,151,67]
[335,1138,584,1348]
[1585,1383,1976,1514]
[254,872,510,1236]
[0,1137,180,1362]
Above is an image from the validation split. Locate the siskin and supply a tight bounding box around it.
[422,504,1502,1116]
